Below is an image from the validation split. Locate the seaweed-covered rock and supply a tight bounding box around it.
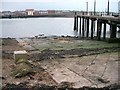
[15,59,30,65]
[12,63,34,78]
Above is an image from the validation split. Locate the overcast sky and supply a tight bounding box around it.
[1,0,120,12]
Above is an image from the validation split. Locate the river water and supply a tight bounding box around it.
[2,17,120,38]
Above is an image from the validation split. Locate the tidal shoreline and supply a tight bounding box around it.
[1,37,120,89]
[1,14,74,19]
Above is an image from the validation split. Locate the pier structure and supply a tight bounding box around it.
[74,12,120,40]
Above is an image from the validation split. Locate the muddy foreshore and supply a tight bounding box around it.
[2,83,120,90]
[37,47,120,60]
[1,37,120,90]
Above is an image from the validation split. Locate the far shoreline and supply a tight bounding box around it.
[0,14,74,19]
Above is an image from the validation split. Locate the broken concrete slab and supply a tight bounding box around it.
[39,52,119,88]
[40,60,92,88]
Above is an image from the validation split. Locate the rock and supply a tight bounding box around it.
[12,63,34,78]
[10,64,16,69]
[29,76,34,80]
[15,82,20,85]
[19,81,29,86]
[97,77,110,83]
[0,76,6,80]
[58,82,74,88]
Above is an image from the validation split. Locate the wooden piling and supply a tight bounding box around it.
[74,13,118,40]
[76,16,78,31]
[97,20,102,40]
[103,22,106,39]
[84,18,87,34]
[86,18,89,37]
[110,22,117,38]
[79,17,81,36]
[91,19,94,39]
[93,21,96,35]
[82,17,85,37]
[74,16,77,30]
[97,21,99,37]
[74,12,77,30]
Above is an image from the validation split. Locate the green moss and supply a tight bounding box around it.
[15,55,28,63]
[12,63,34,78]
[36,39,119,52]
[105,38,120,43]
[15,59,30,65]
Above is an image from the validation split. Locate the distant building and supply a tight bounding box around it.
[14,11,26,16]
[25,9,34,15]
[55,10,63,14]
[33,10,40,15]
[48,10,55,14]
[2,11,11,16]
[118,1,120,13]
[0,12,3,16]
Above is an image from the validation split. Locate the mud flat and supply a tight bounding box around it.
[1,37,120,90]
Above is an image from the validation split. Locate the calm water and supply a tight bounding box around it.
[2,18,120,38]
[2,18,75,38]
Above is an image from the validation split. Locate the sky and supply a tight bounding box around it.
[1,0,120,12]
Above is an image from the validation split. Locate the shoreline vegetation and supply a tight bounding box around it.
[1,35,120,89]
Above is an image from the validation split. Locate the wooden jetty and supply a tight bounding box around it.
[74,12,120,40]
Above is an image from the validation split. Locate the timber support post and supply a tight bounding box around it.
[103,21,106,39]
[74,12,77,30]
[86,18,89,37]
[76,16,78,31]
[110,22,117,38]
[97,20,102,40]
[82,17,85,37]
[79,17,81,37]
[91,19,94,39]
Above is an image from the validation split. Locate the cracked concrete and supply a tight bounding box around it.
[15,37,119,88]
[39,52,119,88]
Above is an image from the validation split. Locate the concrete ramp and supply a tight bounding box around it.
[40,52,119,88]
[41,61,92,88]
